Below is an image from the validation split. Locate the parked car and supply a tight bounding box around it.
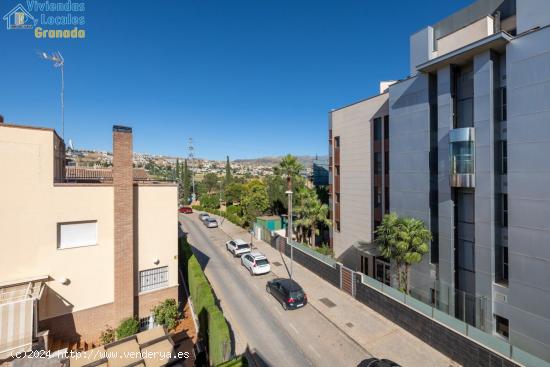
[199,213,210,221]
[225,239,251,257]
[266,278,307,310]
[204,217,218,228]
[241,252,271,275]
[178,206,193,214]
[358,358,401,367]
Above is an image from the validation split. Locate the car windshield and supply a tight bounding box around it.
[256,259,268,266]
[208,218,216,222]
[237,244,250,249]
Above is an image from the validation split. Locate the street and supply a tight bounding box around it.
[179,213,369,367]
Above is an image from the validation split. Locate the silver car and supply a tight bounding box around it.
[241,252,271,275]
[204,217,218,228]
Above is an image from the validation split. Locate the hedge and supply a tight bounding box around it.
[207,305,231,366]
[216,356,248,367]
[181,238,232,365]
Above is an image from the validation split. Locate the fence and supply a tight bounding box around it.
[265,233,548,367]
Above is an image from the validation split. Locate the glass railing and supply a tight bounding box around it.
[360,273,550,367]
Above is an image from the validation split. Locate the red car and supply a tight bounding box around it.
[178,206,193,214]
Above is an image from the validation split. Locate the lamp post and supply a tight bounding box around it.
[39,51,65,140]
[286,190,294,281]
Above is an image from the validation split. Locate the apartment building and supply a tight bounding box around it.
[329,0,550,361]
[0,121,178,358]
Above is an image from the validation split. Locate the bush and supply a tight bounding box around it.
[216,356,248,367]
[199,194,220,209]
[152,298,180,330]
[207,305,231,366]
[192,206,246,228]
[315,244,333,257]
[116,317,139,339]
[99,325,115,345]
[188,256,215,317]
[226,205,242,217]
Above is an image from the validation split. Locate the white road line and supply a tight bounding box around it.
[289,323,299,334]
[308,344,321,359]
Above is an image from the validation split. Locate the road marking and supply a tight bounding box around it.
[289,323,299,334]
[308,344,321,359]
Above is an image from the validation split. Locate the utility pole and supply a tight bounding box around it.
[39,51,65,140]
[286,189,294,281]
[187,138,196,202]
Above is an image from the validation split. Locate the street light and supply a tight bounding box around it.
[39,51,65,140]
[286,190,294,281]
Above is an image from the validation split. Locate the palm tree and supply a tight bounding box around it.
[295,188,331,246]
[375,213,431,293]
[274,154,304,191]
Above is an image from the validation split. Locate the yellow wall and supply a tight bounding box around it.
[0,125,178,321]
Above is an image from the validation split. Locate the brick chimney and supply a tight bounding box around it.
[113,125,135,322]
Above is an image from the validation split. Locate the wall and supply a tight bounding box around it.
[436,16,495,56]
[516,0,550,33]
[388,75,436,289]
[330,94,388,264]
[505,25,550,361]
[0,126,115,320]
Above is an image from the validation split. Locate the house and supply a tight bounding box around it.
[0,121,179,359]
[329,0,550,361]
[2,4,37,30]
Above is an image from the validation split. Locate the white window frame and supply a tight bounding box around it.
[57,220,98,250]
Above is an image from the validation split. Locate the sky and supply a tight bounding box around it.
[0,0,473,160]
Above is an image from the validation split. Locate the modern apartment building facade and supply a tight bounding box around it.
[0,121,178,358]
[329,0,550,361]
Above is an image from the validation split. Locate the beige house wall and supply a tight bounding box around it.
[0,125,178,330]
[330,93,388,261]
[436,16,494,56]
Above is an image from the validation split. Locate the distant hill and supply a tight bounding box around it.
[233,155,328,168]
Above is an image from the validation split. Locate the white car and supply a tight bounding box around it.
[204,217,218,228]
[225,239,251,257]
[241,252,271,275]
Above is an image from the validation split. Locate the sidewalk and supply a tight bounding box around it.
[213,215,459,367]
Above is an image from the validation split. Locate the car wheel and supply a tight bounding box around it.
[266,285,271,294]
[282,302,288,310]
[249,268,253,276]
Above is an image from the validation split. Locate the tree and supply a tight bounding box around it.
[181,159,192,204]
[241,180,269,226]
[274,154,304,192]
[294,188,331,245]
[224,182,246,205]
[202,173,219,194]
[224,156,233,185]
[375,213,431,294]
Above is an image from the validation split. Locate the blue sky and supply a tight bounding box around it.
[1,0,472,159]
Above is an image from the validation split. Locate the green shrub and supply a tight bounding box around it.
[207,305,231,366]
[199,194,220,209]
[187,256,215,316]
[226,205,242,217]
[152,298,180,330]
[99,325,115,345]
[216,356,248,367]
[116,317,139,339]
[315,245,333,257]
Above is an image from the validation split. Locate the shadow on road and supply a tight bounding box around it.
[244,345,272,367]
[277,249,292,279]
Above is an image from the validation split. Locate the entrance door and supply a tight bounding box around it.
[375,258,391,286]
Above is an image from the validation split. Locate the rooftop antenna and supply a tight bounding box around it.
[187,138,196,201]
[39,51,65,140]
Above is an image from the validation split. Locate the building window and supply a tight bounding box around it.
[139,315,157,331]
[374,187,382,208]
[384,189,390,213]
[373,118,382,141]
[374,152,382,175]
[57,221,98,249]
[384,116,389,140]
[498,87,507,122]
[139,266,168,293]
[495,315,509,339]
[335,165,340,175]
[501,194,508,227]
[496,246,509,284]
[384,151,389,173]
[334,136,340,147]
[335,221,341,232]
[500,141,507,174]
[336,193,340,203]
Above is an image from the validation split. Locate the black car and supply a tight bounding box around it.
[358,358,401,367]
[266,278,307,310]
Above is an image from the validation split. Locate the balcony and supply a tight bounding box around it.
[450,127,475,188]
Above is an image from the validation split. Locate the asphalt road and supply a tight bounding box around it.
[180,214,368,367]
